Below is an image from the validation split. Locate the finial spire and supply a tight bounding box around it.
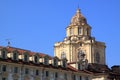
[76,7,81,13]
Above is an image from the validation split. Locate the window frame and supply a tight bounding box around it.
[13,66,18,73]
[95,52,100,63]
[45,71,49,77]
[52,57,58,67]
[55,72,58,79]
[12,50,19,61]
[78,27,82,35]
[35,69,39,76]
[33,54,39,64]
[23,52,29,62]
[2,65,7,72]
[61,52,66,59]
[44,55,49,65]
[25,68,29,75]
[1,48,7,59]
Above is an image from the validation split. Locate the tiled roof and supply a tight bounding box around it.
[0,46,52,58]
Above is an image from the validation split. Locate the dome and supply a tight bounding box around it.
[70,8,87,26]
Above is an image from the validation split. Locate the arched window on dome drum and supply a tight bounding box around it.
[61,52,66,59]
[95,52,100,63]
[78,27,81,35]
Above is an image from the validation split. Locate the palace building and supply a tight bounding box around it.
[0,8,120,80]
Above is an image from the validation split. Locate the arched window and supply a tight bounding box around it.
[2,50,6,59]
[44,56,49,65]
[33,53,40,64]
[61,52,66,59]
[33,55,39,64]
[53,57,58,67]
[12,51,18,61]
[78,27,82,35]
[95,52,100,63]
[23,53,29,62]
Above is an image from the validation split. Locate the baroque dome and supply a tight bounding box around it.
[70,8,87,26]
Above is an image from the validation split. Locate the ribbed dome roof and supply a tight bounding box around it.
[70,8,87,26]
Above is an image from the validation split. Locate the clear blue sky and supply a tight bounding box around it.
[0,0,120,67]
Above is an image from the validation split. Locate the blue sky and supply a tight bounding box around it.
[0,0,120,67]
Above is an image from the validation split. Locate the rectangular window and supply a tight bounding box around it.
[72,75,76,80]
[55,72,58,78]
[64,73,67,80]
[14,67,18,73]
[25,68,29,74]
[45,71,49,77]
[2,65,6,72]
[35,69,39,75]
[80,76,82,80]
